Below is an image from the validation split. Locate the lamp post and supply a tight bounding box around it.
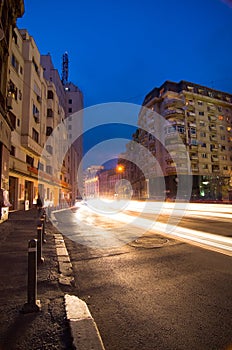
[116,164,125,198]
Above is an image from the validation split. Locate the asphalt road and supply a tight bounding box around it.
[65,234,232,350]
[53,203,232,350]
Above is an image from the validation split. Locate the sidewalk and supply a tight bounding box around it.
[0,208,74,350]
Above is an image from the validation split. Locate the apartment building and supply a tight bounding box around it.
[8,29,75,209]
[84,166,103,198]
[134,80,232,201]
[64,82,83,202]
[41,55,84,204]
[0,0,24,219]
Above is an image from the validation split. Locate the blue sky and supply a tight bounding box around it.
[17,0,232,168]
[18,0,232,107]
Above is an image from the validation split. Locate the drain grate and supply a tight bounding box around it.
[129,235,169,249]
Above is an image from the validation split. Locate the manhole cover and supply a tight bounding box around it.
[129,236,169,249]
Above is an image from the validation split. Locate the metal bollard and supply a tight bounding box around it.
[21,239,41,313]
[40,216,46,244]
[37,225,44,265]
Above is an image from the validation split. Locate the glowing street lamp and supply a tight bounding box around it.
[116,164,124,173]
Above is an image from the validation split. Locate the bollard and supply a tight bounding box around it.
[37,225,44,265]
[21,239,41,313]
[40,216,46,244]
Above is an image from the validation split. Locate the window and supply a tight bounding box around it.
[46,145,53,154]
[46,127,53,136]
[177,125,185,134]
[47,90,54,99]
[190,139,198,146]
[8,80,18,100]
[32,57,39,75]
[9,112,16,129]
[165,125,176,134]
[199,111,204,116]
[221,135,225,141]
[202,153,207,158]
[199,121,205,127]
[10,146,16,156]
[210,144,218,151]
[68,108,72,113]
[68,99,72,104]
[12,30,18,45]
[38,162,44,171]
[200,131,206,137]
[26,155,34,167]
[202,164,208,169]
[201,143,207,148]
[47,108,53,117]
[198,101,203,106]
[33,104,39,116]
[32,128,39,143]
[46,165,53,175]
[190,127,196,135]
[11,54,19,72]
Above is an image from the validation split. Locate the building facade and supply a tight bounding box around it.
[8,29,68,209]
[0,0,24,219]
[7,29,84,211]
[41,55,84,204]
[133,80,232,201]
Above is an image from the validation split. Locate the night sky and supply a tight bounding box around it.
[17,0,232,168]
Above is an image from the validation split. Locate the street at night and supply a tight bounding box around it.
[52,200,232,350]
[1,1,232,349]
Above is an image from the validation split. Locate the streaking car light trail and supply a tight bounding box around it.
[76,201,232,256]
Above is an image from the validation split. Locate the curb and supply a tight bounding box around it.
[54,232,105,350]
[65,294,106,350]
[54,233,74,286]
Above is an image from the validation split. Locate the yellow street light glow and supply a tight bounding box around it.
[116,165,124,173]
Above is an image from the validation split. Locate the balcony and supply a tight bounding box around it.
[190,154,198,160]
[189,122,197,127]
[211,156,219,162]
[163,108,185,119]
[209,125,217,132]
[21,134,43,156]
[166,166,177,175]
[187,111,196,117]
[163,97,184,109]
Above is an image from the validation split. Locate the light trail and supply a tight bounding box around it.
[77,200,232,256]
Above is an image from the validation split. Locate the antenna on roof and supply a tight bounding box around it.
[62,52,69,86]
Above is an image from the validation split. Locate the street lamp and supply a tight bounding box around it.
[116,164,124,173]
